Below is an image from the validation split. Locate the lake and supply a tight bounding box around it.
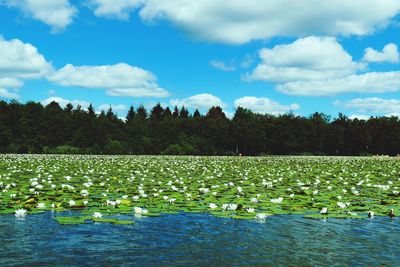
[1,212,399,266]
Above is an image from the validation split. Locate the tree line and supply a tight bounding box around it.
[0,100,399,156]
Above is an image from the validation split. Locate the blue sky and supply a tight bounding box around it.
[0,1,400,119]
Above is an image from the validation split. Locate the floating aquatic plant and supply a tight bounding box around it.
[0,155,399,224]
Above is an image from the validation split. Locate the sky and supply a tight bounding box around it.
[0,0,400,119]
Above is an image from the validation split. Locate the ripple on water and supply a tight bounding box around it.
[0,212,399,266]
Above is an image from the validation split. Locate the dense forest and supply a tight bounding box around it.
[0,100,399,156]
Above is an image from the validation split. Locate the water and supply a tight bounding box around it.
[0,212,399,266]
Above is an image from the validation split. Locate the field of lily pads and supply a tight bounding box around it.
[1,155,399,224]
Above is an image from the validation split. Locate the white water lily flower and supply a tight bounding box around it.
[313,190,318,195]
[250,197,259,203]
[83,200,88,205]
[337,202,347,209]
[227,203,237,210]
[221,204,229,210]
[320,207,328,214]
[132,196,139,201]
[93,212,103,219]
[37,203,46,209]
[348,211,357,216]
[209,203,218,209]
[255,213,267,220]
[163,196,169,200]
[9,194,16,198]
[246,207,255,213]
[81,190,88,197]
[134,207,148,215]
[168,198,176,203]
[15,209,27,218]
[68,200,76,206]
[134,207,143,214]
[270,197,283,204]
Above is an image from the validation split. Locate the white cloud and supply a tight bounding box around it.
[0,88,20,99]
[247,36,362,83]
[2,0,77,32]
[88,0,142,20]
[210,60,235,72]
[0,37,52,99]
[234,96,299,115]
[41,96,91,109]
[0,37,53,79]
[97,104,128,112]
[0,78,23,88]
[363,43,399,63]
[137,0,400,44]
[240,55,254,68]
[48,63,169,98]
[349,114,370,120]
[334,97,400,115]
[277,71,400,96]
[170,93,226,109]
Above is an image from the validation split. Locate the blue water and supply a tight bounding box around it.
[0,212,399,266]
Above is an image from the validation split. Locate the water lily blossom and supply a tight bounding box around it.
[37,203,46,209]
[255,213,268,220]
[209,203,218,209]
[93,212,103,219]
[320,207,328,214]
[270,197,283,204]
[246,207,255,213]
[134,207,148,215]
[15,209,27,218]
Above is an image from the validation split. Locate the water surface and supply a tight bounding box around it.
[0,212,398,266]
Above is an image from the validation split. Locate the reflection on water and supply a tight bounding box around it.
[0,212,399,266]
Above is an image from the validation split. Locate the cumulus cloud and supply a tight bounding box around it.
[277,71,400,96]
[349,114,370,120]
[97,104,128,112]
[234,96,299,115]
[210,60,235,72]
[41,96,91,109]
[88,0,142,20]
[247,36,362,83]
[48,63,169,98]
[333,97,400,115]
[0,37,52,99]
[170,93,226,109]
[0,78,23,88]
[363,43,399,63]
[1,0,77,32]
[137,0,400,44]
[0,37,53,79]
[0,88,20,99]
